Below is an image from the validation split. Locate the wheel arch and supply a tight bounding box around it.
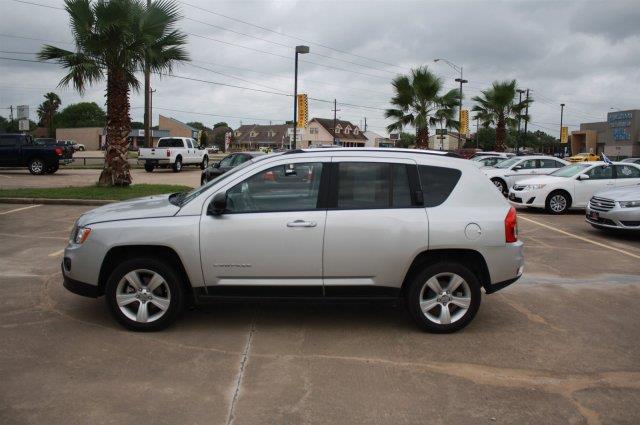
[400,249,491,295]
[98,245,193,297]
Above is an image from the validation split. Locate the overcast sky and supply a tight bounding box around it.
[1,0,639,136]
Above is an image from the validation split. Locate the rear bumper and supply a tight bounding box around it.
[139,158,170,165]
[484,275,521,294]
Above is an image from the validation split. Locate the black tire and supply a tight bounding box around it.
[79,146,85,151]
[28,158,46,175]
[144,163,155,172]
[491,178,508,197]
[105,257,184,332]
[405,262,481,333]
[172,156,182,173]
[200,155,209,170]
[545,190,571,214]
[46,164,59,174]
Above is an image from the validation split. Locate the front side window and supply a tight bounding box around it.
[586,165,613,180]
[232,155,249,166]
[615,165,640,179]
[540,159,562,168]
[186,139,194,148]
[219,155,234,167]
[519,159,537,169]
[418,165,462,207]
[226,162,323,213]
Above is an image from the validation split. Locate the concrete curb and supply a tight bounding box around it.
[0,197,115,206]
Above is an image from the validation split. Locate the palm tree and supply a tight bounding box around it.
[471,80,531,152]
[37,92,62,137]
[385,66,460,149]
[38,0,189,186]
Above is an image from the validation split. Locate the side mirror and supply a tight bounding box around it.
[207,192,227,215]
[577,174,590,181]
[512,165,522,171]
[214,161,221,168]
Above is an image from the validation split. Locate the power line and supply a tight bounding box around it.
[0,33,73,45]
[131,105,285,123]
[186,62,287,93]
[8,0,64,10]
[0,56,55,64]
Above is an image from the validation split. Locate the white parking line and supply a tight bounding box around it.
[0,204,41,215]
[519,215,640,260]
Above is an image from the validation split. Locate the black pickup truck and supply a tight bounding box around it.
[0,134,73,174]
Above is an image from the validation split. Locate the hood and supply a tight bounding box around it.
[594,185,640,201]
[76,194,180,226]
[516,175,569,186]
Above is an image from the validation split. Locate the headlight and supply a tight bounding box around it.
[524,184,546,190]
[619,200,640,208]
[72,226,92,244]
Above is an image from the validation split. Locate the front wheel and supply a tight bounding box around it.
[172,157,182,173]
[406,262,481,333]
[105,258,184,332]
[546,191,570,214]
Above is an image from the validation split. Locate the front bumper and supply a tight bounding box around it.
[508,188,545,208]
[62,262,102,298]
[585,206,640,230]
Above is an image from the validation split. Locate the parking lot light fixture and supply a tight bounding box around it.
[293,45,310,149]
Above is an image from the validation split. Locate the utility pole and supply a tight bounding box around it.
[516,89,525,155]
[332,99,340,145]
[559,103,565,157]
[9,105,14,123]
[364,117,367,132]
[475,118,479,149]
[523,89,530,151]
[143,0,151,149]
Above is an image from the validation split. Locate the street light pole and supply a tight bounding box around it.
[292,45,309,150]
[516,89,525,155]
[434,59,466,146]
[559,103,565,157]
[143,0,151,149]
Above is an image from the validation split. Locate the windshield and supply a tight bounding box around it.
[172,153,279,206]
[550,163,590,177]
[494,157,521,169]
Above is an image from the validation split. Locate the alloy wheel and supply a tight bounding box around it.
[419,273,471,325]
[115,269,171,323]
[549,194,567,213]
[31,160,44,174]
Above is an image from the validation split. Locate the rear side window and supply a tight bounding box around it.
[157,138,184,148]
[418,165,462,207]
[615,165,640,179]
[0,135,18,146]
[335,162,414,209]
[539,159,562,168]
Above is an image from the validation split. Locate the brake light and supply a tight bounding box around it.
[55,147,62,156]
[505,206,518,243]
[166,150,171,157]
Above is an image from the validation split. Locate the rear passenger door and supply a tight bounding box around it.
[614,164,640,187]
[322,158,428,292]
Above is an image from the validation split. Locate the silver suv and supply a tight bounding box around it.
[62,148,524,333]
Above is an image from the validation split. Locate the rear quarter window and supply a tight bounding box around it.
[418,165,462,207]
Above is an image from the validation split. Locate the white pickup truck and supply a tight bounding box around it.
[138,137,209,173]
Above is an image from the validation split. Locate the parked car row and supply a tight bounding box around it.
[0,133,73,174]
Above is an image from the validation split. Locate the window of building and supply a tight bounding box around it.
[418,165,462,207]
[234,131,241,137]
[250,131,257,137]
[344,126,351,135]
[226,162,323,213]
[335,124,342,134]
[310,127,318,134]
[353,128,359,135]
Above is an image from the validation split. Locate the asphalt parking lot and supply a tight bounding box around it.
[1,203,639,424]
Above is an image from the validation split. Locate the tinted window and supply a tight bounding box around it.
[337,162,389,209]
[586,165,613,180]
[232,155,249,166]
[519,159,537,169]
[0,135,18,146]
[392,164,412,208]
[615,165,640,179]
[226,162,323,213]
[418,165,462,207]
[186,140,193,148]
[219,155,234,167]
[157,138,184,148]
[540,159,562,168]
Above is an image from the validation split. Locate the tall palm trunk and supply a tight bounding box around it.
[495,116,506,152]
[99,70,132,186]
[416,126,429,149]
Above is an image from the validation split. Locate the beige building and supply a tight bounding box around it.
[158,115,198,139]
[571,110,640,158]
[303,118,367,147]
[56,127,105,150]
[428,132,464,151]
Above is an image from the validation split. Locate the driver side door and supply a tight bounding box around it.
[573,165,615,207]
[199,158,328,292]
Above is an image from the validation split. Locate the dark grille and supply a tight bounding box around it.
[621,221,640,227]
[589,196,615,212]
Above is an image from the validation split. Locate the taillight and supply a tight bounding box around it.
[505,206,518,243]
[166,149,171,157]
[55,147,63,156]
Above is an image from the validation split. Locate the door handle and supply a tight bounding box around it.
[287,220,317,228]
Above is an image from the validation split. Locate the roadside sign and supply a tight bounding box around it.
[435,129,448,135]
[296,94,308,128]
[560,126,568,144]
[389,133,399,140]
[17,105,29,120]
[460,109,469,136]
[18,119,29,131]
[224,130,231,151]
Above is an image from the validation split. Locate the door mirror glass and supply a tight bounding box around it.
[512,165,522,171]
[208,192,227,215]
[577,173,590,181]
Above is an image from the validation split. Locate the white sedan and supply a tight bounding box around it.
[482,155,569,196]
[508,162,640,214]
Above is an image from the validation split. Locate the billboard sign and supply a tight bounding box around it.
[18,119,29,131]
[17,105,29,120]
[560,126,568,144]
[607,111,632,141]
[460,109,469,137]
[296,94,308,128]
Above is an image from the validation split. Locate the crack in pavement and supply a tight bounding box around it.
[226,310,257,425]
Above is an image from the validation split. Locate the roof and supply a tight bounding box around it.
[234,124,291,144]
[363,130,388,141]
[310,118,366,140]
[159,115,198,132]
[285,147,461,158]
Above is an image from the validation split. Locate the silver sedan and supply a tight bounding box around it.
[586,185,640,231]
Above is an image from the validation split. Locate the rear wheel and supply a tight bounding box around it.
[105,258,184,332]
[546,190,571,214]
[46,163,59,174]
[406,262,481,333]
[172,157,182,173]
[28,158,46,175]
[144,163,155,172]
[491,178,508,196]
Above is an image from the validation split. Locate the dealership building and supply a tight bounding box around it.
[571,110,640,158]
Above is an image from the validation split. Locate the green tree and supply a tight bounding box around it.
[213,122,228,128]
[130,121,144,129]
[55,102,106,128]
[39,0,189,186]
[198,130,208,146]
[394,131,415,149]
[471,80,531,152]
[385,66,460,149]
[187,121,210,131]
[37,92,62,137]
